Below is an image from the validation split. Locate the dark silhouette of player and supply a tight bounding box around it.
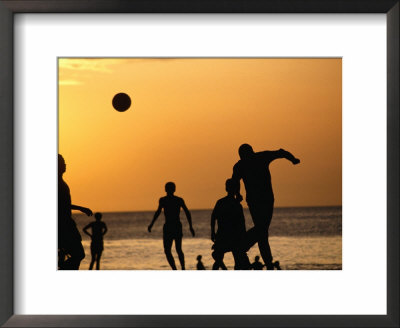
[148,182,195,270]
[83,212,108,270]
[250,255,265,270]
[196,255,206,270]
[58,154,93,270]
[232,144,300,269]
[211,178,251,270]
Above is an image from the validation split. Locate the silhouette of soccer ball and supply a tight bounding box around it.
[112,93,131,112]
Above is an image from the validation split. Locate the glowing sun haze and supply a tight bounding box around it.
[59,58,341,212]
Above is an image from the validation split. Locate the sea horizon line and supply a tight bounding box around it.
[74,204,342,215]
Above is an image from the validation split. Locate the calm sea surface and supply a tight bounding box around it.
[73,206,342,270]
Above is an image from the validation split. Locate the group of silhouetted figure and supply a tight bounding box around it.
[58,143,300,270]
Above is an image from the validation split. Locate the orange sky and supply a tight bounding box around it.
[58,58,341,212]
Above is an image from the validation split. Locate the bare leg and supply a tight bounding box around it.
[220,261,228,270]
[175,236,185,270]
[96,250,103,270]
[89,260,95,270]
[248,201,274,268]
[256,229,273,268]
[88,246,95,270]
[163,235,177,270]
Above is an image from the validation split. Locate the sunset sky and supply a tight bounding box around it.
[58,58,341,212]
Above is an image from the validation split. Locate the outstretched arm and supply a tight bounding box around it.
[148,201,162,232]
[71,204,93,216]
[261,149,300,164]
[182,201,195,237]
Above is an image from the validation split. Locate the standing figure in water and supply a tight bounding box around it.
[58,154,93,270]
[83,212,108,270]
[148,182,195,270]
[232,144,300,269]
[211,178,250,270]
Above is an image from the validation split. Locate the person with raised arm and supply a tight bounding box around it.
[232,144,300,269]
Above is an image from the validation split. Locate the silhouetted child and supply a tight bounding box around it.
[83,212,108,270]
[148,182,195,270]
[211,178,250,270]
[250,255,265,270]
[196,255,206,270]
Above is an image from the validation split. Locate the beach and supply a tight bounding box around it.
[74,206,342,270]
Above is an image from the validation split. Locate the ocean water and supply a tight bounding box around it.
[73,206,342,270]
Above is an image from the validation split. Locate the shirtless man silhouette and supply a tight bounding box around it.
[232,144,300,269]
[148,182,195,270]
[58,154,93,270]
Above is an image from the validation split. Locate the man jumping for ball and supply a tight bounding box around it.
[232,144,300,269]
[148,182,195,270]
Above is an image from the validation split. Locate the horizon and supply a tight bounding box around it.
[72,204,343,215]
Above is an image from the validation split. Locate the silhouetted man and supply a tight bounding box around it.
[232,144,300,269]
[211,178,250,270]
[83,212,108,270]
[58,154,93,270]
[148,182,195,270]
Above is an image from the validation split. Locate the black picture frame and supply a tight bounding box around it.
[0,1,398,327]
